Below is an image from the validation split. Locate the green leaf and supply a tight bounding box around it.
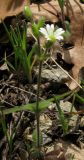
[2,99,53,115]
[30,149,44,160]
[55,100,68,135]
[2,22,14,47]
[65,21,71,32]
[2,91,72,115]
[38,99,53,112]
[10,26,19,46]
[5,59,16,71]
[37,17,45,30]
[81,80,84,86]
[32,17,45,39]
[21,25,27,51]
[58,0,65,9]
[32,23,39,38]
[0,112,10,147]
[75,93,84,104]
[63,30,71,41]
[27,44,38,69]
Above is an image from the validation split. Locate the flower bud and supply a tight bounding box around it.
[24,6,33,20]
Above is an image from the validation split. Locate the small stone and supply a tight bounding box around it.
[42,133,52,145]
[35,68,69,83]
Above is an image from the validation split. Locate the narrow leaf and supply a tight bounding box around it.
[55,100,68,135]
[2,91,72,115]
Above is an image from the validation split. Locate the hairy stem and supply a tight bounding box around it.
[36,38,42,148]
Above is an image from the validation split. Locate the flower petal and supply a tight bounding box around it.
[54,28,65,36]
[46,24,51,34]
[39,28,48,37]
[51,24,54,31]
[56,35,64,40]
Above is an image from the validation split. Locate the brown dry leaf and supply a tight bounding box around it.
[30,0,84,90]
[0,0,59,21]
[0,0,60,21]
[61,140,84,160]
[44,144,65,160]
[30,0,59,22]
[46,0,84,90]
[0,62,9,71]
[66,1,84,89]
[0,0,29,20]
[67,46,84,89]
[45,140,84,160]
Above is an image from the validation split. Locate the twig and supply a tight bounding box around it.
[73,0,84,14]
[2,82,43,100]
[0,53,14,63]
[67,0,77,21]
[0,98,14,107]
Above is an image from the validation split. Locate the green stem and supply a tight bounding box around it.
[36,38,42,148]
[28,69,32,83]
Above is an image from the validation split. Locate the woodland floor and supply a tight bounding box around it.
[0,0,84,160]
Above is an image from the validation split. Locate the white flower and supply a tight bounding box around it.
[39,24,65,42]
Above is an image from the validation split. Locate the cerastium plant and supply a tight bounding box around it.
[1,5,67,160]
[24,5,65,159]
